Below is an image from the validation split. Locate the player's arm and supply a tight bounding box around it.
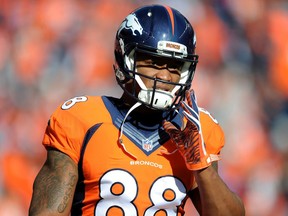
[188,162,245,215]
[164,90,245,215]
[188,161,218,213]
[29,148,78,216]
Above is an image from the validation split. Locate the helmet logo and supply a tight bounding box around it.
[118,13,143,36]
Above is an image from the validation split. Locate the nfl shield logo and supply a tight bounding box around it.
[142,139,153,152]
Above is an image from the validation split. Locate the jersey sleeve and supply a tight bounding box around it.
[200,109,225,156]
[42,96,106,164]
[43,107,84,164]
[190,109,225,190]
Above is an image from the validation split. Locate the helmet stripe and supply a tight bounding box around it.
[163,5,175,36]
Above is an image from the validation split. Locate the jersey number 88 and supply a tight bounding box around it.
[95,169,187,216]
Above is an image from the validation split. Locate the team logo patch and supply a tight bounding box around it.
[142,139,153,152]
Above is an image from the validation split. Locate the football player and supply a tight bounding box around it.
[29,4,245,216]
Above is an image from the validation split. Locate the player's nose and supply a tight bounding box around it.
[155,67,172,81]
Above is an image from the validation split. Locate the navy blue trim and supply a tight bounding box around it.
[71,123,102,216]
[101,96,183,155]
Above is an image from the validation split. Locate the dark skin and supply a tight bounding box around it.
[29,148,78,216]
[29,54,245,215]
[190,163,245,215]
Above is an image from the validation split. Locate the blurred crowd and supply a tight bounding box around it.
[0,0,287,215]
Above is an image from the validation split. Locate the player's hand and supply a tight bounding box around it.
[163,90,218,170]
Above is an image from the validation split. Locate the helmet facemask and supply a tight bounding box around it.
[115,45,198,111]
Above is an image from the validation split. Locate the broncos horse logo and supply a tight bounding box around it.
[118,13,143,36]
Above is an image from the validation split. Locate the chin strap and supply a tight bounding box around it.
[118,101,142,160]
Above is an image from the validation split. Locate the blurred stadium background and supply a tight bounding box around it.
[0,0,287,215]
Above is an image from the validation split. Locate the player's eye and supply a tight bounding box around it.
[144,59,156,66]
[136,53,184,73]
[167,61,183,71]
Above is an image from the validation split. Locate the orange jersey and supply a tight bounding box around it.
[43,96,225,216]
